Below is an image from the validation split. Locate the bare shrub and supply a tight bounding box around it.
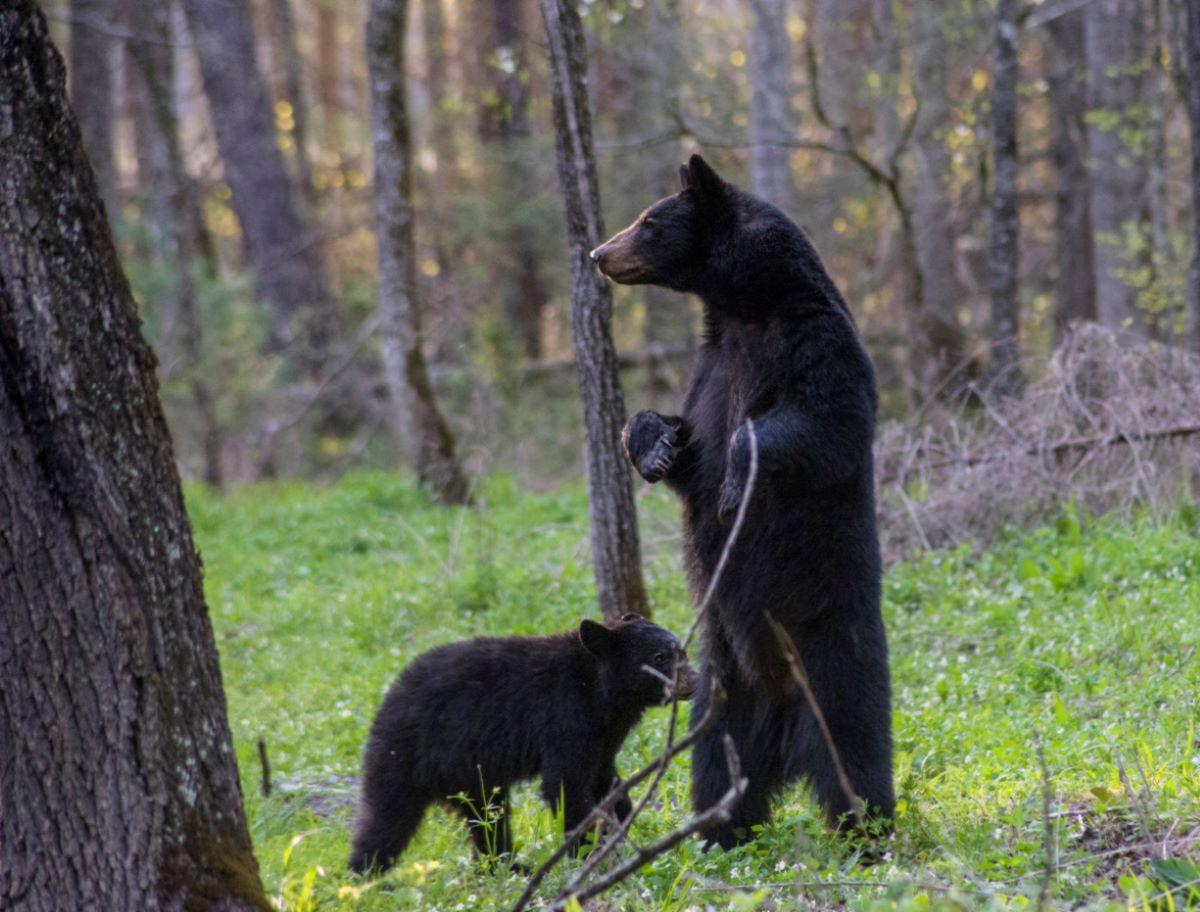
[876,324,1200,562]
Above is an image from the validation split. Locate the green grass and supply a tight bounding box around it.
[188,473,1200,911]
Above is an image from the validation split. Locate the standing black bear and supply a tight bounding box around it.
[591,154,894,848]
[348,615,697,873]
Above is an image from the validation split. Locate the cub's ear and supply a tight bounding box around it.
[579,619,617,657]
[683,153,727,199]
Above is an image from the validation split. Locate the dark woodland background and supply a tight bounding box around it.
[46,0,1200,494]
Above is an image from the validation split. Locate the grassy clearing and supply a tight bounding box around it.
[188,473,1200,911]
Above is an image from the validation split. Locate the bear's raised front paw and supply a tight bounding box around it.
[622,411,683,483]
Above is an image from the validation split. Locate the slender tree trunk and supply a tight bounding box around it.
[317,2,341,151]
[367,0,471,505]
[747,0,797,214]
[988,0,1023,392]
[480,0,548,359]
[0,7,266,910]
[815,0,873,134]
[1046,9,1096,341]
[539,0,649,620]
[129,0,224,488]
[180,0,336,358]
[1182,0,1200,347]
[1086,0,1150,333]
[268,0,317,210]
[911,3,968,392]
[68,0,118,220]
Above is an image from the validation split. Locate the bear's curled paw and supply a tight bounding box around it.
[623,410,685,483]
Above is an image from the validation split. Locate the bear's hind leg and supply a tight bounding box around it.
[786,623,894,836]
[348,791,427,874]
[692,670,785,850]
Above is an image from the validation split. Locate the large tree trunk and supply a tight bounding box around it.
[68,0,118,220]
[366,0,471,505]
[180,0,336,357]
[747,0,796,214]
[129,0,224,489]
[0,7,267,910]
[987,0,1023,392]
[539,0,649,620]
[1046,9,1097,341]
[911,3,968,392]
[1182,0,1200,347]
[480,0,548,359]
[1086,0,1150,333]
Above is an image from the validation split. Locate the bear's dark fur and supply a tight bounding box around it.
[348,615,698,873]
[593,154,894,848]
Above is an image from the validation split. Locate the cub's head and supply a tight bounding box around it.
[578,614,698,707]
[589,154,732,294]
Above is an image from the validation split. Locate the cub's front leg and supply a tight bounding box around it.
[622,410,688,483]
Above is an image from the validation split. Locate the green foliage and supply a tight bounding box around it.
[191,475,1200,910]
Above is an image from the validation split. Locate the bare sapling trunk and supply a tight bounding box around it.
[1046,9,1097,341]
[911,2,969,392]
[0,6,267,910]
[539,0,650,620]
[988,0,1023,392]
[367,0,472,505]
[1085,0,1150,334]
[747,0,797,214]
[268,0,317,209]
[1184,0,1200,347]
[68,0,117,221]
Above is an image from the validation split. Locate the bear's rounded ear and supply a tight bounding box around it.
[579,619,616,657]
[686,153,727,199]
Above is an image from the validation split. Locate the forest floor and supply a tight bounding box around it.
[188,473,1200,911]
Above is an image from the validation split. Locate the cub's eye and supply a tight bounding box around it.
[642,217,656,229]
[653,652,668,668]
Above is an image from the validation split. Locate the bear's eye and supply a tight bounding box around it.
[642,216,657,230]
[653,652,668,668]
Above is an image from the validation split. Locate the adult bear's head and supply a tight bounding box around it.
[589,154,730,292]
[591,153,836,313]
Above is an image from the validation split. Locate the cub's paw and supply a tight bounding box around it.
[622,411,685,483]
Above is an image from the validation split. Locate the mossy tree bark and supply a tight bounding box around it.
[0,6,268,911]
[366,0,472,505]
[539,0,649,620]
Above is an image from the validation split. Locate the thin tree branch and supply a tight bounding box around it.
[548,736,747,912]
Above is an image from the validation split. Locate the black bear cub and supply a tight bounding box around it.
[348,615,697,874]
